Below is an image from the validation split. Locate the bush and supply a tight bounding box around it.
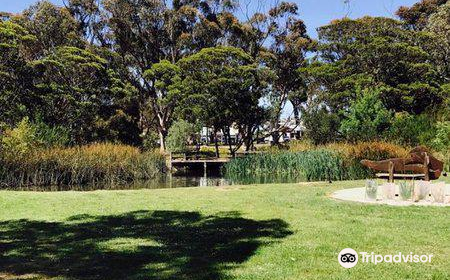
[166,120,196,153]
[431,121,450,172]
[1,118,38,158]
[0,118,69,159]
[34,120,70,148]
[340,89,392,142]
[302,106,341,145]
[387,113,434,146]
[0,143,166,188]
[431,121,450,151]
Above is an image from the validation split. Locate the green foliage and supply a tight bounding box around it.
[178,46,269,154]
[306,17,443,115]
[340,89,392,142]
[399,181,414,201]
[431,121,450,151]
[387,113,434,146]
[166,120,195,153]
[0,118,71,159]
[302,105,340,145]
[225,150,347,182]
[33,120,70,148]
[142,130,160,151]
[396,0,448,30]
[0,118,38,158]
[227,141,410,181]
[32,46,139,144]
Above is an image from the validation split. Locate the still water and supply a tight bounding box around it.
[8,169,305,191]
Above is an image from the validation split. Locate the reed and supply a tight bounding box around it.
[0,143,166,188]
[226,141,410,181]
[225,149,346,181]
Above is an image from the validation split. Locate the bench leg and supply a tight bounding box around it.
[388,161,394,183]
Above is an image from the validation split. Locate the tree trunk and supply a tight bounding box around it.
[225,127,235,158]
[244,126,254,152]
[159,130,166,153]
[214,128,220,158]
[293,106,301,126]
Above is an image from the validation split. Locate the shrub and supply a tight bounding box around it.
[431,121,450,151]
[302,105,341,145]
[34,120,70,148]
[387,113,434,146]
[166,120,196,153]
[1,117,38,158]
[340,89,392,142]
[0,118,69,159]
[0,143,166,188]
[431,121,450,172]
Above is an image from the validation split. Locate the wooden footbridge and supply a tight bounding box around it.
[168,153,231,172]
[168,152,257,173]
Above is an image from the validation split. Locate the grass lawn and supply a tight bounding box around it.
[0,180,449,280]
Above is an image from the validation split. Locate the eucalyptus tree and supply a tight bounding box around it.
[177,46,270,156]
[0,21,37,126]
[31,46,139,144]
[12,0,84,58]
[304,17,444,115]
[65,0,238,151]
[228,1,313,144]
[396,0,448,31]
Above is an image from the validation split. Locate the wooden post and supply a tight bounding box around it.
[168,152,172,171]
[388,161,394,183]
[204,161,207,177]
[424,152,430,181]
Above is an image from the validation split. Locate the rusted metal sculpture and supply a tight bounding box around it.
[361,146,444,182]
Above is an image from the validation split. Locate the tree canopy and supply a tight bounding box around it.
[0,0,448,152]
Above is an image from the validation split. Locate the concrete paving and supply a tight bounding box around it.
[331,185,450,207]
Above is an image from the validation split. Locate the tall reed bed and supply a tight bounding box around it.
[225,149,346,181]
[225,141,409,181]
[0,143,166,188]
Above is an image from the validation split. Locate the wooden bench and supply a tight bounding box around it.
[376,153,430,183]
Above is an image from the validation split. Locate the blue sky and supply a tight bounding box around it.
[3,0,419,38]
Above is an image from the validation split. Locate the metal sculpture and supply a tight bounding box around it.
[361,146,444,182]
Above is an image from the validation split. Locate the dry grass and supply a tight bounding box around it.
[0,143,165,188]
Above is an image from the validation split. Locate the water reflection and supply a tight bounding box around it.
[4,170,305,191]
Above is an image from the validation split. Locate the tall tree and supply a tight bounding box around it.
[396,0,448,30]
[12,0,84,58]
[32,46,139,144]
[304,17,444,115]
[425,1,450,82]
[66,0,238,151]
[177,46,269,156]
[0,21,37,126]
[229,1,312,144]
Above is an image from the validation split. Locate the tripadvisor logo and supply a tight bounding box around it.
[338,248,434,268]
[338,248,358,268]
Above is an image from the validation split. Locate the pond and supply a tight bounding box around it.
[5,168,306,191]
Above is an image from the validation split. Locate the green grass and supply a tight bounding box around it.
[0,181,449,280]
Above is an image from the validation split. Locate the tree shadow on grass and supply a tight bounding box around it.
[0,210,292,280]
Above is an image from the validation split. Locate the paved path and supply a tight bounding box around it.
[331,186,450,207]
